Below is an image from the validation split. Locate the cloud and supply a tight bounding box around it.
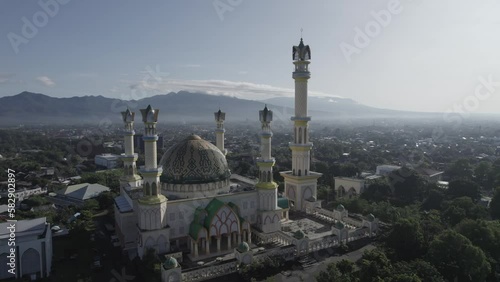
[238,71,248,75]
[127,78,343,100]
[36,76,55,87]
[0,73,15,84]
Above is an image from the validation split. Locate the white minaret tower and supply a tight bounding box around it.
[136,104,169,258]
[214,109,227,155]
[280,38,322,211]
[256,106,281,233]
[120,109,141,189]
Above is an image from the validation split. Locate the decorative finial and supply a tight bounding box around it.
[301,28,303,39]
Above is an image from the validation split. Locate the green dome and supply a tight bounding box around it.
[293,230,306,240]
[160,135,231,184]
[367,214,375,222]
[336,204,345,212]
[163,256,178,270]
[335,221,345,229]
[237,242,250,252]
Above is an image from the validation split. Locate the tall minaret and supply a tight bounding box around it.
[136,104,169,258]
[280,38,322,211]
[256,106,281,233]
[214,109,227,155]
[120,109,141,189]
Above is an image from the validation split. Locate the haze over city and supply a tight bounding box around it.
[2,0,500,113]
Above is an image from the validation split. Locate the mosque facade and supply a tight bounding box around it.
[113,38,322,259]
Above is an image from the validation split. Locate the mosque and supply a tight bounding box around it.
[114,38,327,260]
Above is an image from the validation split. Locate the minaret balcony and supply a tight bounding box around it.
[142,135,159,141]
[292,71,311,79]
[139,165,163,175]
[260,132,273,138]
[121,153,138,161]
[121,129,135,135]
[289,143,313,150]
[256,158,275,167]
[291,116,311,122]
[215,128,226,133]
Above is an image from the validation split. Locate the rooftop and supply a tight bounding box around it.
[56,183,110,201]
[0,217,47,239]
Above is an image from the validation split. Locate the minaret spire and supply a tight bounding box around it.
[281,37,322,212]
[120,108,141,188]
[256,105,281,233]
[136,104,168,258]
[214,108,227,155]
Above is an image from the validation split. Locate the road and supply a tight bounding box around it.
[274,244,376,282]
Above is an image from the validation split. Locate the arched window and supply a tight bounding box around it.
[305,169,308,176]
[304,130,307,143]
[267,171,271,182]
[152,182,157,195]
[294,128,297,143]
[298,169,301,176]
[298,128,302,144]
[145,182,151,196]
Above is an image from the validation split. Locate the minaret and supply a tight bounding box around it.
[136,104,169,258]
[120,109,141,189]
[256,105,281,233]
[214,109,227,155]
[280,38,322,211]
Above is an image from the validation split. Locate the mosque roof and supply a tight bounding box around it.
[160,135,231,185]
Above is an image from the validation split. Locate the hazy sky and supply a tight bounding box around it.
[1,0,500,113]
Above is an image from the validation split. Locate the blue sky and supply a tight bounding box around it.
[1,0,500,113]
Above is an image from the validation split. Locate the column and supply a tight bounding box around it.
[227,235,231,249]
[248,231,252,244]
[205,237,210,254]
[194,242,199,257]
[238,233,242,244]
[217,237,221,252]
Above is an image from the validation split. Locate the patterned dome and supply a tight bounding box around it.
[237,242,250,252]
[160,135,231,184]
[163,256,178,270]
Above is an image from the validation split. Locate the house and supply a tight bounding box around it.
[54,183,110,204]
[0,217,52,280]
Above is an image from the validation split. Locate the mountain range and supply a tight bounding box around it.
[0,91,432,125]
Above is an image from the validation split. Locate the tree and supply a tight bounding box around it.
[340,163,360,177]
[427,230,491,281]
[446,158,473,181]
[386,218,425,261]
[421,187,444,211]
[362,180,392,202]
[392,259,445,282]
[442,197,488,226]
[475,161,492,188]
[390,167,426,203]
[490,187,500,219]
[446,180,481,201]
[96,191,115,210]
[357,249,393,282]
[455,219,500,260]
[316,260,358,282]
[83,199,99,211]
